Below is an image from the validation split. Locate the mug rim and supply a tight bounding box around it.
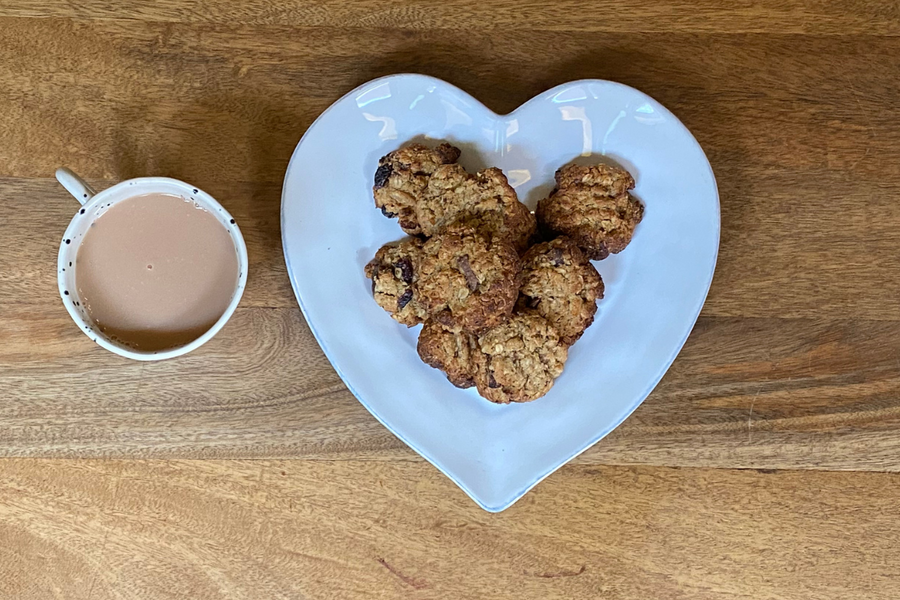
[57,176,249,361]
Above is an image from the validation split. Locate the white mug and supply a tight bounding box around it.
[55,168,249,361]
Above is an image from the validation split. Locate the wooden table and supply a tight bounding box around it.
[2,2,900,598]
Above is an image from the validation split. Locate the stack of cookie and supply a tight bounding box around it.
[365,143,643,403]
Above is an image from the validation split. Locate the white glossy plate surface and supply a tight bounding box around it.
[281,74,719,512]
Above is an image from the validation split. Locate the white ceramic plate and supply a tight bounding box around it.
[281,74,719,512]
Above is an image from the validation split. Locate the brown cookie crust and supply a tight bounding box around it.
[364,238,427,326]
[536,163,643,260]
[516,237,604,346]
[417,320,478,388]
[417,165,536,252]
[554,163,635,194]
[373,143,461,234]
[474,313,568,403]
[417,225,520,333]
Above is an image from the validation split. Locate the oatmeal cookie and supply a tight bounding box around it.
[554,162,635,195]
[516,237,604,346]
[364,238,427,326]
[474,312,568,403]
[417,225,520,333]
[536,163,643,260]
[373,143,461,234]
[417,165,536,252]
[417,320,478,388]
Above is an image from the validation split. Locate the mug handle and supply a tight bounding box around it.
[55,168,96,206]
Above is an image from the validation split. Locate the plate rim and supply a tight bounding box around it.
[281,73,720,512]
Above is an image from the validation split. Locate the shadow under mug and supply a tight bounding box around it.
[55,168,249,361]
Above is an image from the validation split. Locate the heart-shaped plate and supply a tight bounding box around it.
[281,74,719,512]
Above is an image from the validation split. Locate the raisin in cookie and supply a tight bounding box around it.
[417,320,478,388]
[474,312,568,403]
[516,237,604,346]
[364,238,427,326]
[536,163,643,260]
[417,225,520,333]
[373,143,461,234]
[417,165,536,252]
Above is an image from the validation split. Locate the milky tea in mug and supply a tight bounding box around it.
[70,192,239,352]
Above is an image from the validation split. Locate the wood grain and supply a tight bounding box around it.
[3,22,900,184]
[8,169,900,319]
[3,18,900,458]
[5,302,900,471]
[0,179,292,309]
[4,22,900,320]
[2,0,899,34]
[2,459,900,600]
[3,1,900,596]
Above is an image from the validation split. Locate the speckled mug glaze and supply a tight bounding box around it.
[55,168,249,361]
